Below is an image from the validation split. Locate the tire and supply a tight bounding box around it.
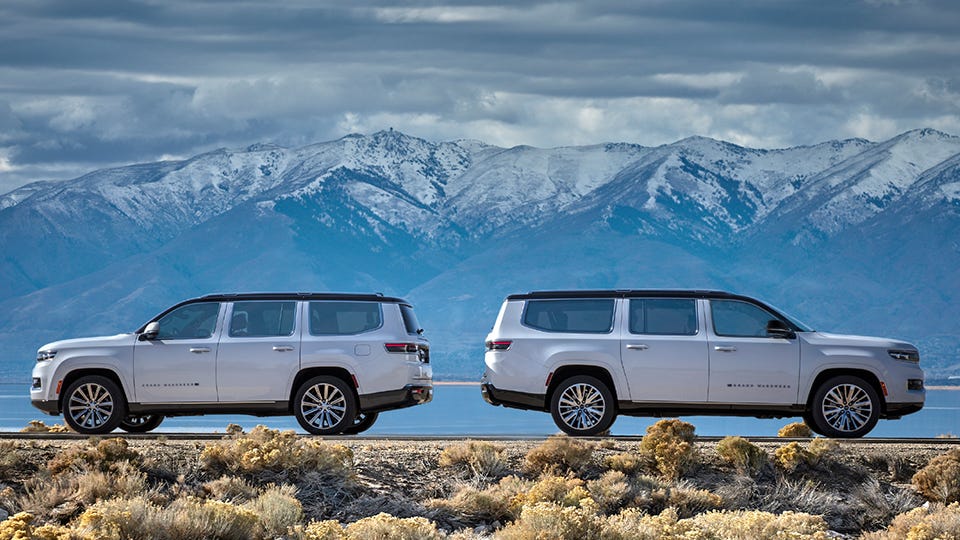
[810,375,880,438]
[341,411,379,435]
[801,412,825,437]
[119,414,164,433]
[294,376,357,435]
[62,375,127,435]
[550,375,616,436]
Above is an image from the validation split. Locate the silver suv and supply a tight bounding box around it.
[481,290,924,437]
[31,293,432,435]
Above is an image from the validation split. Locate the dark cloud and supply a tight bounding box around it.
[0,0,958,193]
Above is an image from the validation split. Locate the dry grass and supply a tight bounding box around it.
[48,438,141,475]
[426,475,531,522]
[777,422,812,438]
[912,448,960,503]
[603,451,645,474]
[497,500,603,540]
[20,420,71,434]
[638,419,697,480]
[716,436,768,476]
[522,436,594,476]
[863,503,960,539]
[438,441,509,478]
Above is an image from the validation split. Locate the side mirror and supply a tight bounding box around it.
[140,321,160,341]
[766,319,796,340]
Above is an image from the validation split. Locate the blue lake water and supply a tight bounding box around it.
[1,383,957,437]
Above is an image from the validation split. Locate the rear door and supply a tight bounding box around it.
[706,298,801,404]
[216,300,301,402]
[620,297,709,402]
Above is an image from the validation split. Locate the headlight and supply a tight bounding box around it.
[37,350,57,362]
[888,349,919,363]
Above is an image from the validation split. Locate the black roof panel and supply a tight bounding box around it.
[506,289,736,300]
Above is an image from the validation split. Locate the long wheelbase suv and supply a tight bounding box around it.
[481,290,924,438]
[31,293,432,435]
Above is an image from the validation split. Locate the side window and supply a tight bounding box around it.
[523,299,615,333]
[230,301,296,338]
[711,299,779,338]
[629,299,697,335]
[309,301,382,335]
[155,302,221,340]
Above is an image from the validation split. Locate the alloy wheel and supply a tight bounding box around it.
[821,383,873,433]
[557,382,606,431]
[300,382,348,430]
[68,382,115,430]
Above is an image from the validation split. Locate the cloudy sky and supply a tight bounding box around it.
[1,0,959,193]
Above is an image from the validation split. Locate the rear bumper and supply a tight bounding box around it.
[358,384,432,413]
[481,383,545,411]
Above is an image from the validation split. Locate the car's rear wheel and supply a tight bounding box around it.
[810,375,880,438]
[342,411,379,435]
[550,375,616,436]
[294,376,357,435]
[62,375,127,435]
[119,414,164,433]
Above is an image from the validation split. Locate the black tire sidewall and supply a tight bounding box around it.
[62,375,127,435]
[119,414,164,433]
[810,375,880,438]
[294,375,357,435]
[342,411,379,435]
[550,375,616,436]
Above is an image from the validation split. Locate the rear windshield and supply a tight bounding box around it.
[523,299,615,333]
[309,301,382,335]
[399,304,422,335]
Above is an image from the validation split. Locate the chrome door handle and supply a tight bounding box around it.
[272,346,295,352]
[189,347,211,354]
[625,344,649,350]
[714,346,737,352]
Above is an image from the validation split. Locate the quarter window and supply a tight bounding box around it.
[523,299,615,333]
[711,299,780,338]
[230,301,296,337]
[399,304,422,335]
[629,299,697,335]
[155,302,221,340]
[309,301,382,335]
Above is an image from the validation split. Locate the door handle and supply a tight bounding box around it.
[189,347,211,354]
[714,346,737,352]
[625,344,649,350]
[272,346,295,352]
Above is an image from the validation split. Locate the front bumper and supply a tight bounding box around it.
[357,384,433,413]
[31,399,60,415]
[883,402,924,419]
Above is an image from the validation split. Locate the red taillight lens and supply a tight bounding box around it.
[485,340,512,351]
[385,343,418,353]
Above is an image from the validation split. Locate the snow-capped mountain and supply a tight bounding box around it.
[1,128,958,382]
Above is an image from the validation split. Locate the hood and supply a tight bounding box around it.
[804,331,916,351]
[38,333,136,353]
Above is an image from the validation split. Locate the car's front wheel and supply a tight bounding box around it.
[810,375,880,438]
[119,414,164,433]
[62,375,127,435]
[294,376,357,435]
[550,375,616,436]
[342,411,379,435]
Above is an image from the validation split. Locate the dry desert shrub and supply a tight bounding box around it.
[586,470,632,513]
[496,500,603,540]
[243,485,303,538]
[517,474,592,509]
[603,451,644,474]
[301,519,346,540]
[0,511,78,540]
[48,438,141,475]
[426,475,531,522]
[21,420,71,434]
[523,436,594,475]
[344,513,445,540]
[716,436,768,476]
[689,509,829,539]
[638,419,697,480]
[0,441,28,477]
[912,448,960,503]
[200,425,353,481]
[201,476,259,502]
[438,441,509,478]
[862,502,960,540]
[77,495,263,540]
[774,442,812,472]
[777,422,812,438]
[19,461,149,519]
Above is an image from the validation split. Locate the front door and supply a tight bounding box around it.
[133,301,223,403]
[620,298,709,402]
[707,299,801,404]
[216,300,301,402]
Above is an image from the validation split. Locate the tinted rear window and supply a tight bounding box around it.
[230,301,296,337]
[399,304,421,335]
[523,299,615,333]
[309,301,382,335]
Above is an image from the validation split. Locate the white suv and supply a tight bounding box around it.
[31,293,432,435]
[481,290,925,438]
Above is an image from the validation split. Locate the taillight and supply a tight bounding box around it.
[385,343,418,353]
[485,340,512,351]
